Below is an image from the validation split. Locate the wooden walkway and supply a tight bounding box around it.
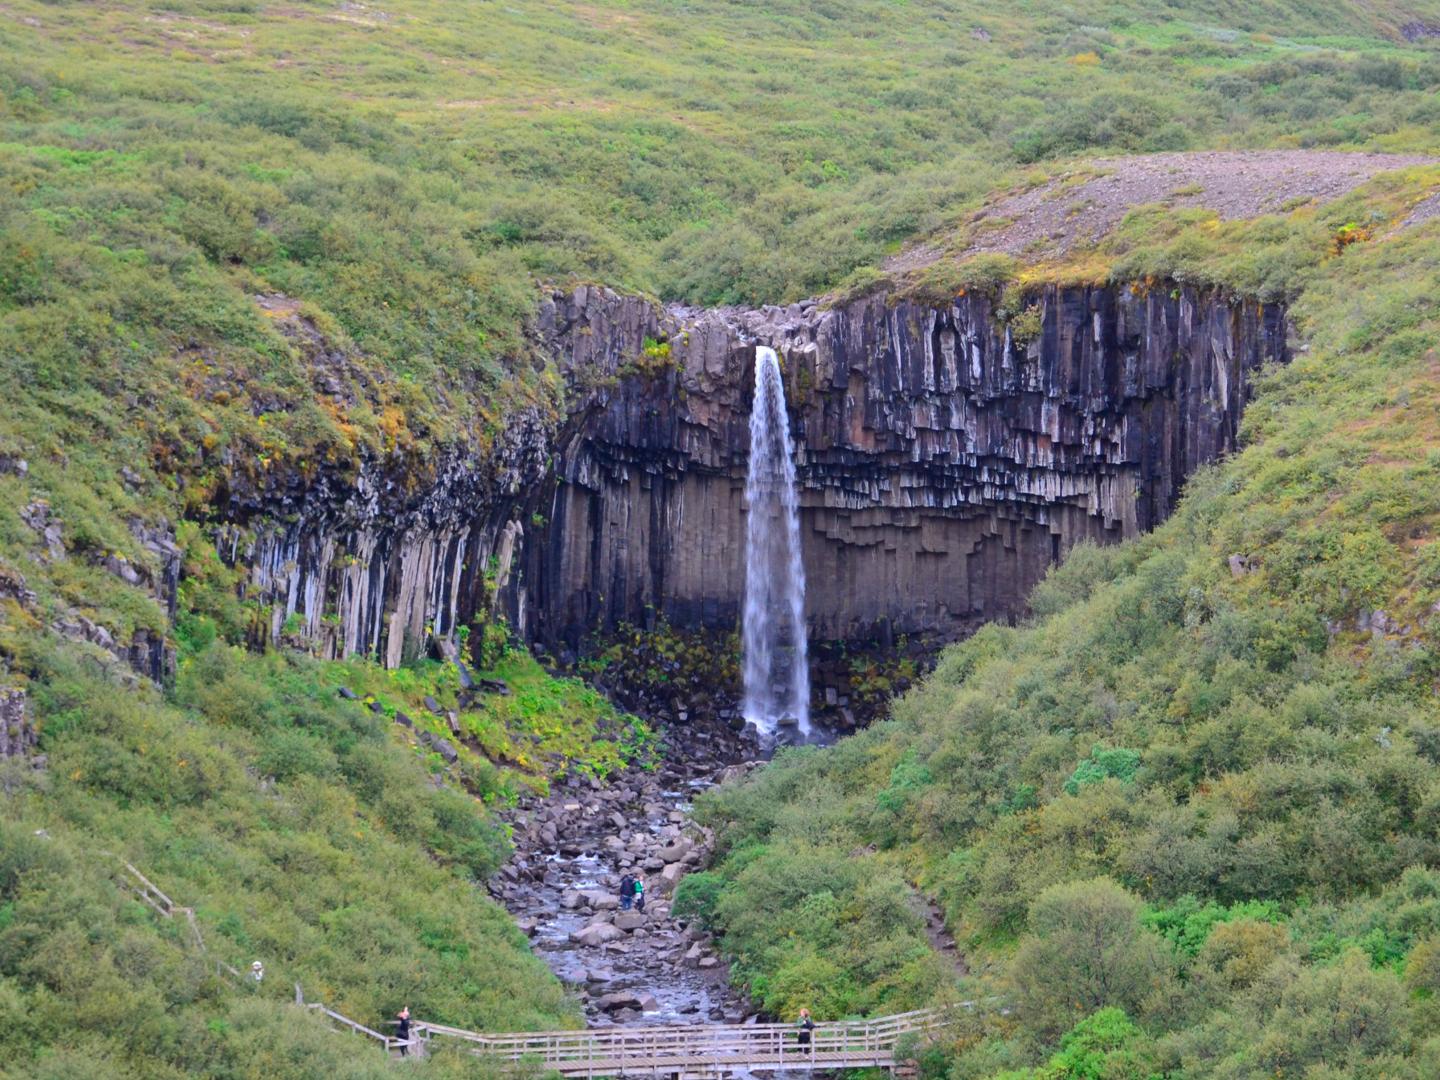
[115,856,950,1073]
[412,1008,947,1076]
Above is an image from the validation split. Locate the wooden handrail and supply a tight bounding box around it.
[411,1005,961,1074]
[112,856,960,1073]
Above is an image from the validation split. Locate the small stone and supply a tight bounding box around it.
[455,662,475,690]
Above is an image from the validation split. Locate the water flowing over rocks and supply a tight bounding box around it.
[201,281,1285,714]
[491,722,761,1025]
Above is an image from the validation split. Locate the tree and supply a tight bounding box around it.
[1009,878,1172,1041]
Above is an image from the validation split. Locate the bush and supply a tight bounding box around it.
[1008,879,1172,1040]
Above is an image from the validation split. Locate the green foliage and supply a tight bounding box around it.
[1009,878,1173,1040]
[696,204,1440,1069]
[1062,746,1141,796]
[0,640,580,1076]
[671,870,726,925]
[996,1008,1157,1080]
[1142,895,1283,959]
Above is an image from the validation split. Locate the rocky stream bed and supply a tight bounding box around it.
[489,718,768,1027]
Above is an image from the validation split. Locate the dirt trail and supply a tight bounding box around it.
[886,149,1437,273]
[918,892,968,979]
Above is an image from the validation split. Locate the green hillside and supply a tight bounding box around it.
[691,185,1440,1074]
[5,0,1440,1076]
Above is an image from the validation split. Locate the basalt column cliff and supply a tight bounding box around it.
[225,282,1284,680]
[525,284,1287,652]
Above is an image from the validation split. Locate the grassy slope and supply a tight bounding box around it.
[5,1,1440,519]
[3,1,1440,1076]
[692,199,1440,1074]
[0,613,657,1076]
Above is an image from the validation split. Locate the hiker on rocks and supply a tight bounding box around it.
[396,1006,412,1056]
[619,873,636,911]
[633,875,646,912]
[797,1008,815,1052]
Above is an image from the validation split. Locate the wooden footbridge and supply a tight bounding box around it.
[408,1008,949,1076]
[114,857,952,1074]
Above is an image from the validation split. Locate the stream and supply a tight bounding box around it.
[491,719,764,1026]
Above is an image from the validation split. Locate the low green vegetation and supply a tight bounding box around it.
[4,2,1440,1077]
[694,211,1440,1072]
[0,637,584,1077]
[3,0,1440,540]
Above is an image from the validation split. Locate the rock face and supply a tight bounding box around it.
[216,281,1286,671]
[526,283,1287,648]
[0,688,44,775]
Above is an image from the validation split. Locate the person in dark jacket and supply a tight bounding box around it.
[797,1008,815,1051]
[396,1006,412,1056]
[619,873,636,910]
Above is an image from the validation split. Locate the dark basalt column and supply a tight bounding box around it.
[527,283,1287,650]
[221,281,1285,672]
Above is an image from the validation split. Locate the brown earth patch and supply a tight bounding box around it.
[886,150,1438,275]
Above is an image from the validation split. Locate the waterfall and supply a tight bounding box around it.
[742,346,810,737]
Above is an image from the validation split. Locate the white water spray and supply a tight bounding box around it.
[742,346,810,737]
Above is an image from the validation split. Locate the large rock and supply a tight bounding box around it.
[570,923,625,947]
[614,912,648,932]
[218,279,1282,692]
[656,839,691,862]
[593,996,645,1013]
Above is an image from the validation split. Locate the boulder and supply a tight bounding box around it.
[570,923,625,947]
[614,912,647,932]
[656,839,691,862]
[594,992,644,1012]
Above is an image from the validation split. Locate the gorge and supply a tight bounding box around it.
[219,280,1287,725]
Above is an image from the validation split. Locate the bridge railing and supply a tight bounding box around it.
[414,1007,948,1070]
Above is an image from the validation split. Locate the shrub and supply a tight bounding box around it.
[1009,878,1173,1040]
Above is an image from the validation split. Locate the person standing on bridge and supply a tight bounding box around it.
[797,1008,815,1053]
[396,1006,412,1056]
